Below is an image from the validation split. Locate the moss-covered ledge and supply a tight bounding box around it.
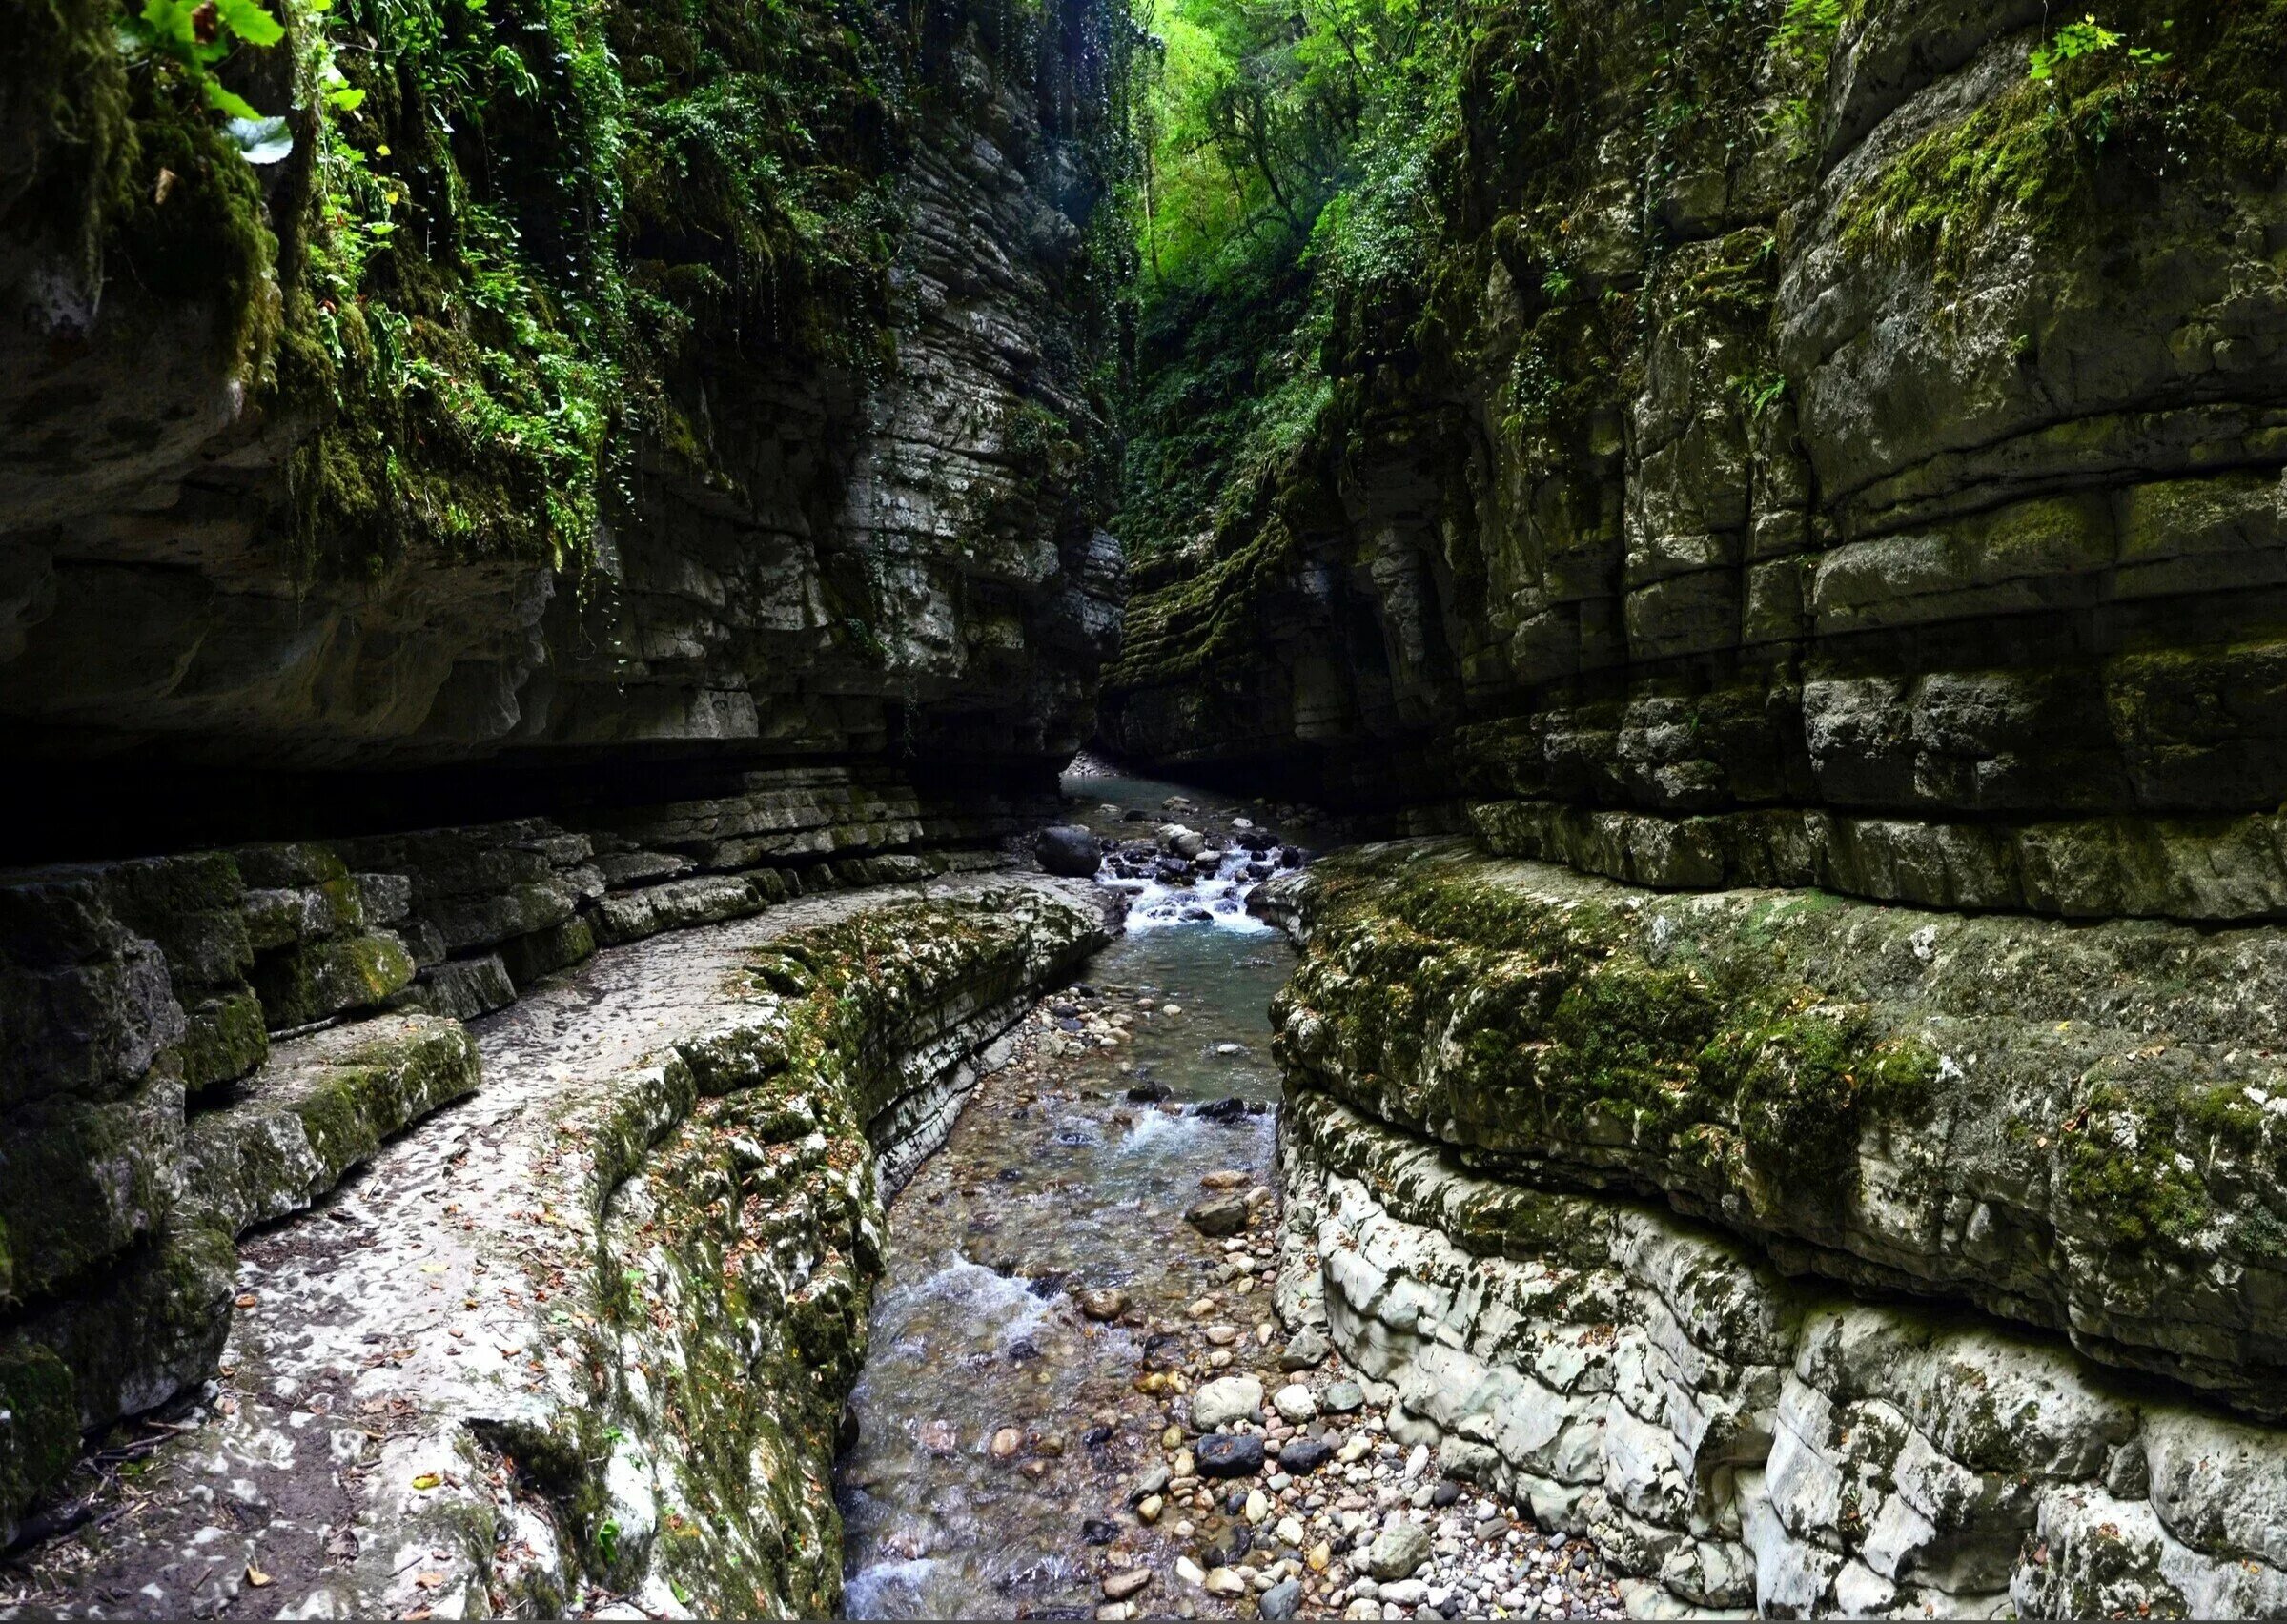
[437,885,1115,1618]
[1264,839,2287,1418]
[1468,798,2287,924]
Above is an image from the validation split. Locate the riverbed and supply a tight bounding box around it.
[838,769,1296,1617]
[837,770,1627,1624]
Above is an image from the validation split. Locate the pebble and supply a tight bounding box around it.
[1322,1378,1365,1412]
[1079,1288,1129,1320]
[1273,1382,1317,1424]
[1102,1568,1153,1600]
[989,1426,1023,1459]
[1195,1433,1265,1476]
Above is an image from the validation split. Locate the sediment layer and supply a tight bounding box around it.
[1263,840,2287,1616]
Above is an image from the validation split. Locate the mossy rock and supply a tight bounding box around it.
[248,931,417,1029]
[0,1075,185,1309]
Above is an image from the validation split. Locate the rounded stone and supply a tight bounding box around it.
[1366,1519,1432,1580]
[1273,1382,1317,1424]
[1195,1433,1266,1477]
[1192,1374,1264,1428]
[1035,825,1101,878]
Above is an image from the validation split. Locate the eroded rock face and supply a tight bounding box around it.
[1,870,1114,1611]
[1267,841,2287,1412]
[1267,843,2287,1617]
[0,770,1096,1548]
[0,0,1123,797]
[1277,1092,2287,1620]
[1102,1,2287,918]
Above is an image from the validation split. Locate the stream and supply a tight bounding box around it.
[837,767,1305,1619]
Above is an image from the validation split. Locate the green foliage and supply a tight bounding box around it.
[1729,367,1787,418]
[1115,0,1466,560]
[1774,0,1840,47]
[117,0,287,118]
[1835,4,2283,280]
[2030,13,2173,81]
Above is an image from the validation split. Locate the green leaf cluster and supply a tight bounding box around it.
[118,0,287,117]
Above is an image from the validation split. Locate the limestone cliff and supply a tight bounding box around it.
[2,0,1128,842]
[1104,0,2287,921]
[1263,843,2287,1616]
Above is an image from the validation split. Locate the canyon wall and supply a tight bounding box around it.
[3,0,1126,850]
[1104,0,2287,924]
[0,0,1132,1573]
[1264,843,2287,1617]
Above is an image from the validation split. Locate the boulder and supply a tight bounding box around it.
[1035,825,1102,878]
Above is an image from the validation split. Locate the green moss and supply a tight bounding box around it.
[0,1341,82,1535]
[1835,4,2287,282]
[1279,855,1942,1209]
[248,930,416,1027]
[180,990,270,1092]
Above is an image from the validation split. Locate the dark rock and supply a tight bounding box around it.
[1184,1194,1250,1237]
[1431,1479,1462,1508]
[1276,1437,1333,1474]
[1126,1078,1172,1103]
[1036,826,1102,879]
[1194,1096,1248,1123]
[1141,1332,1187,1372]
[1082,1518,1119,1544]
[1195,1433,1264,1477]
[1280,1329,1332,1370]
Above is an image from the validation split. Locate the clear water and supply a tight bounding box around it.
[837,769,1309,1619]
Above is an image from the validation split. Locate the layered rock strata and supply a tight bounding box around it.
[2,0,1123,799]
[0,771,1070,1544]
[1102,0,2287,905]
[1263,841,2287,1616]
[10,873,1113,1616]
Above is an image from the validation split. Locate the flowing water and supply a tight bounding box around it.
[838,769,1309,1619]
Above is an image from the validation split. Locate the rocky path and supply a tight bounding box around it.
[4,873,1104,1621]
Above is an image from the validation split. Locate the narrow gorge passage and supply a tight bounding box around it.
[841,766,1296,1617]
[839,769,1625,1622]
[9,0,2287,1615]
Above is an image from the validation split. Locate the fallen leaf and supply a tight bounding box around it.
[246,1565,273,1588]
[415,1571,447,1589]
[153,167,176,204]
[235,1293,259,1309]
[411,1472,441,1491]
